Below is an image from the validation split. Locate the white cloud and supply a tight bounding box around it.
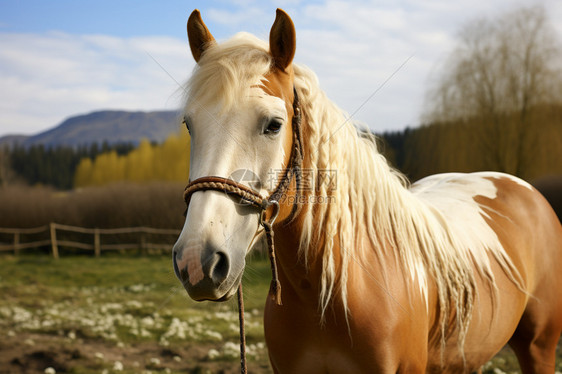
[0,32,194,135]
[208,7,269,30]
[1,0,561,137]
[290,0,562,130]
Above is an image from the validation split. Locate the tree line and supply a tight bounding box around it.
[1,5,560,191]
[418,6,562,180]
[0,142,135,189]
[378,103,562,182]
[73,129,190,187]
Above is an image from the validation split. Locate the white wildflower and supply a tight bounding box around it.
[162,318,188,340]
[41,319,54,328]
[149,357,160,366]
[222,341,240,359]
[207,349,220,360]
[126,300,142,309]
[214,311,237,321]
[140,328,152,337]
[128,284,144,292]
[113,361,123,371]
[204,330,222,340]
[12,307,32,322]
[44,368,56,374]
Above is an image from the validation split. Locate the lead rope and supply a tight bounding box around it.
[184,179,283,373]
[237,284,247,374]
[262,212,282,305]
[237,207,280,374]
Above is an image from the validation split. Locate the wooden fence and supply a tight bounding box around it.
[0,223,181,258]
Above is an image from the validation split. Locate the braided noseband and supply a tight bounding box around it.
[183,176,283,304]
[182,88,303,373]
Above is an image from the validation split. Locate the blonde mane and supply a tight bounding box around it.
[292,64,524,353]
[184,33,523,353]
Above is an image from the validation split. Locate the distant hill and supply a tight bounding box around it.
[0,110,181,148]
[0,134,29,149]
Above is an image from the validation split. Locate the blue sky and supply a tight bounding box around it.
[1,0,561,136]
[3,1,194,37]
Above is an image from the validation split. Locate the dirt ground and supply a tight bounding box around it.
[1,331,562,373]
[0,333,272,374]
[1,257,560,374]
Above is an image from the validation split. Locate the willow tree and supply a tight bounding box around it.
[423,6,562,177]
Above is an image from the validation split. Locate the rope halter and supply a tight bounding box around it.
[181,87,303,373]
[183,175,283,304]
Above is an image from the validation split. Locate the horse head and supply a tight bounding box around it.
[173,9,299,302]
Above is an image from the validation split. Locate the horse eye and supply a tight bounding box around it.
[264,119,282,135]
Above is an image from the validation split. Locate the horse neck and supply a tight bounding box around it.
[269,112,333,305]
[270,85,417,312]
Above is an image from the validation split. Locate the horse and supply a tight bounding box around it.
[172,8,562,373]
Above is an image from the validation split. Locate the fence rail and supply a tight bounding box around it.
[0,223,181,258]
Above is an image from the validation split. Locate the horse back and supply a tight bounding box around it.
[415,171,562,372]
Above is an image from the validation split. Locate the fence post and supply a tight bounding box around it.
[13,231,20,256]
[50,223,59,259]
[94,228,100,257]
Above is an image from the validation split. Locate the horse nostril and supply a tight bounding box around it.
[208,251,230,285]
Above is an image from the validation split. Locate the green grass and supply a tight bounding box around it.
[0,254,272,373]
[0,254,560,374]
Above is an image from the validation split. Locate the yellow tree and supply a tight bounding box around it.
[155,129,190,181]
[74,158,94,187]
[73,129,191,187]
[125,139,154,182]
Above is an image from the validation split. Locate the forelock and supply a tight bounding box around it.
[185,32,273,113]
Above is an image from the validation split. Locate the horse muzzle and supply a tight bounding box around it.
[172,238,243,301]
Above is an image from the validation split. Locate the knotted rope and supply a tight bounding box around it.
[184,177,283,304]
[183,176,282,374]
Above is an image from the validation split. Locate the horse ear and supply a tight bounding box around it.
[269,8,296,71]
[187,9,216,63]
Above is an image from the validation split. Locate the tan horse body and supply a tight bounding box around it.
[265,174,562,373]
[174,8,562,373]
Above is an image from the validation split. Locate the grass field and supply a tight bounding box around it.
[0,254,272,373]
[0,254,560,373]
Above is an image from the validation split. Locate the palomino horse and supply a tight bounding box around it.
[172,9,562,373]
